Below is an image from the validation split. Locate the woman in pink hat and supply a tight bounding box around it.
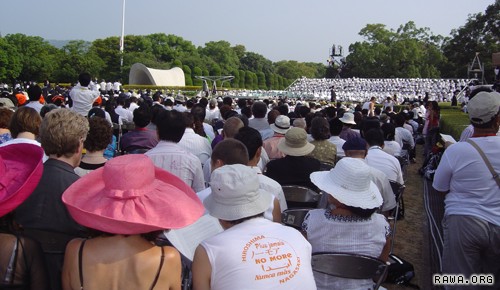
[0,143,48,289]
[61,154,204,290]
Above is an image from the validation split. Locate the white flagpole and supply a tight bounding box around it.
[120,0,126,68]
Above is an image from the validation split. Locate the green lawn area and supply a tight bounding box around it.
[438,103,470,141]
[392,102,470,141]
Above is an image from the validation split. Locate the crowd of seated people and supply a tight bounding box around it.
[2,72,467,290]
[286,77,472,104]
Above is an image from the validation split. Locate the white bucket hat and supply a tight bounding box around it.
[310,157,382,209]
[339,112,356,125]
[270,115,291,134]
[204,164,273,221]
[277,127,315,156]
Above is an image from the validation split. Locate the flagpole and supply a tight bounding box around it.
[120,0,126,69]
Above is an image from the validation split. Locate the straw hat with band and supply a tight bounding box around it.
[277,127,315,156]
[62,154,204,235]
[204,164,273,221]
[310,157,382,209]
[270,115,291,134]
[0,143,44,217]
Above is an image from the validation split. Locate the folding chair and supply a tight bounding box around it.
[281,208,311,230]
[112,122,122,155]
[388,181,405,253]
[319,162,334,171]
[281,185,321,209]
[311,252,389,290]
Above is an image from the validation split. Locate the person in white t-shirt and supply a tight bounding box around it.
[69,73,100,117]
[192,164,317,290]
[433,91,500,287]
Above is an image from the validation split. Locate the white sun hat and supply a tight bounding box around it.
[339,112,356,125]
[310,157,382,209]
[205,164,273,221]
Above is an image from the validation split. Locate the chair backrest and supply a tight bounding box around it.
[319,162,334,171]
[389,181,404,204]
[311,252,389,289]
[282,185,321,209]
[281,208,311,229]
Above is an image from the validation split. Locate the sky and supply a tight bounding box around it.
[0,0,493,63]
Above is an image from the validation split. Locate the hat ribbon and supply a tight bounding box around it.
[107,188,146,200]
[274,124,290,130]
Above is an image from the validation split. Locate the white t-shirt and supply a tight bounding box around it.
[366,146,404,184]
[433,136,500,226]
[201,218,317,290]
[383,141,402,157]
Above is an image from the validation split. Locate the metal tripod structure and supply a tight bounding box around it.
[194,76,234,97]
[468,52,485,84]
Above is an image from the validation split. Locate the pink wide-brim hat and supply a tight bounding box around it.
[62,154,204,235]
[0,143,44,217]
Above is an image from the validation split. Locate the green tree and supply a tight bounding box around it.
[274,60,317,79]
[199,41,239,74]
[183,65,193,86]
[257,71,267,89]
[266,73,275,90]
[251,73,259,90]
[231,69,240,88]
[4,34,58,81]
[238,70,246,88]
[245,71,254,89]
[90,37,122,80]
[346,21,446,78]
[442,0,500,81]
[53,40,104,83]
[240,52,274,75]
[172,59,183,68]
[0,38,21,82]
[192,67,203,86]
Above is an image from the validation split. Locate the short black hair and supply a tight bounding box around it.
[27,84,42,101]
[381,123,396,141]
[234,126,263,160]
[251,102,267,118]
[364,128,384,147]
[133,104,152,128]
[329,117,343,136]
[78,72,92,87]
[156,110,185,142]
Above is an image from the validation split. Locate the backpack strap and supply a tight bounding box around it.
[467,139,500,188]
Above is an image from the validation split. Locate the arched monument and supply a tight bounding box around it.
[129,63,185,86]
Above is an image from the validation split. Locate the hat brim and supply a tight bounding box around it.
[339,117,356,125]
[0,144,44,217]
[270,124,290,134]
[277,139,315,156]
[63,166,204,235]
[310,170,382,209]
[203,189,273,221]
